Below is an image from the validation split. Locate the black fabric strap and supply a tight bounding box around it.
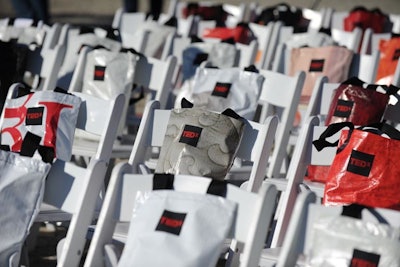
[206,180,228,197]
[221,108,243,121]
[312,122,354,152]
[181,98,194,108]
[153,173,175,190]
[20,131,41,157]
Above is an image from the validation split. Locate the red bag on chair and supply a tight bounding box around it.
[376,37,400,85]
[202,24,254,44]
[313,122,400,209]
[325,77,397,126]
[344,7,389,33]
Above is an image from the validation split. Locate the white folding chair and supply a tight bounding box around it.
[235,39,258,68]
[257,70,306,178]
[360,28,391,55]
[273,189,400,267]
[31,91,125,267]
[331,27,363,52]
[248,22,274,69]
[83,172,278,267]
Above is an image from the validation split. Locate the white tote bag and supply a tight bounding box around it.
[306,210,400,267]
[0,150,51,266]
[175,66,265,120]
[118,184,236,267]
[0,88,82,161]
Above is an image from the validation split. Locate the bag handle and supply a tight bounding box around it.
[312,122,354,152]
[358,122,400,141]
[152,173,228,198]
[341,204,389,225]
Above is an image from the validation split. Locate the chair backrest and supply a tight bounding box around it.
[235,39,258,68]
[275,189,400,267]
[348,49,380,83]
[128,100,278,192]
[265,115,341,248]
[331,27,363,52]
[265,21,293,71]
[248,22,274,69]
[83,172,278,267]
[360,28,391,55]
[39,91,125,266]
[328,10,349,30]
[112,8,146,33]
[257,69,305,178]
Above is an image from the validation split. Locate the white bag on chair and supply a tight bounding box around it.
[175,66,264,120]
[118,185,236,267]
[0,150,51,266]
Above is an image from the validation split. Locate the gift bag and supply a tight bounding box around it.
[376,37,400,85]
[0,149,51,266]
[174,66,264,120]
[306,206,400,267]
[289,45,354,104]
[325,77,396,126]
[202,23,254,44]
[313,122,400,209]
[344,7,389,34]
[155,105,245,180]
[118,176,236,267]
[0,87,82,161]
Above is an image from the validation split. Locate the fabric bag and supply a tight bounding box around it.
[174,66,264,120]
[306,206,400,267]
[181,41,238,82]
[312,122,400,209]
[0,149,51,266]
[289,45,354,104]
[202,23,254,44]
[118,175,236,267]
[155,104,245,180]
[0,87,82,161]
[376,36,400,85]
[325,77,396,126]
[343,7,389,34]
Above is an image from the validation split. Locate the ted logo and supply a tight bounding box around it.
[309,59,324,72]
[94,66,106,81]
[155,210,186,235]
[347,150,375,177]
[212,82,231,98]
[179,125,202,147]
[333,99,354,118]
[350,249,380,267]
[392,49,400,61]
[26,107,44,125]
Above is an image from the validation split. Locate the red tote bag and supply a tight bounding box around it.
[325,77,397,126]
[313,122,400,209]
[376,37,400,85]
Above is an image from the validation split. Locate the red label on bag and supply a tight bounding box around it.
[25,107,44,125]
[179,125,202,147]
[212,82,231,98]
[350,249,380,267]
[347,150,375,177]
[309,59,324,72]
[333,99,354,118]
[156,210,186,235]
[392,49,400,61]
[94,66,106,81]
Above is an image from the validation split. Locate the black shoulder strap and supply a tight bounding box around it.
[206,180,228,197]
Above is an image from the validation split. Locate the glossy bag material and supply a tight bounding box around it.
[118,176,236,267]
[202,24,254,44]
[0,87,82,161]
[325,77,395,126]
[155,105,245,180]
[376,37,400,85]
[174,66,264,120]
[289,45,353,104]
[313,122,400,209]
[344,7,389,33]
[307,207,400,267]
[0,149,51,266]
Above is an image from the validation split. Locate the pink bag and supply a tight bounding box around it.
[289,46,354,104]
